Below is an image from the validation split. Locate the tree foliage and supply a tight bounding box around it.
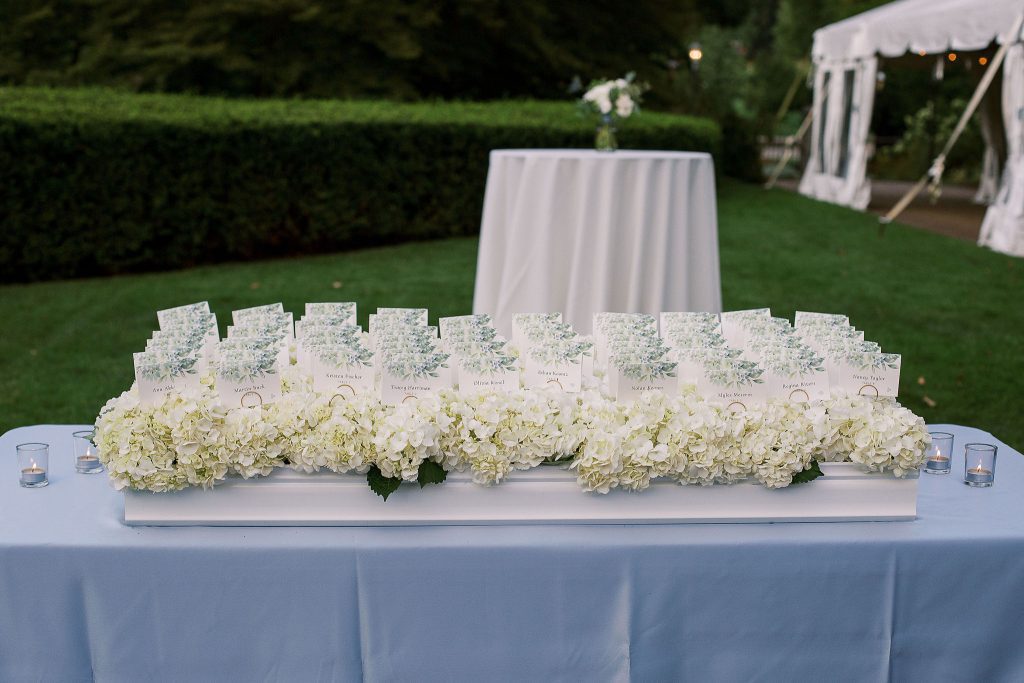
[0,0,704,103]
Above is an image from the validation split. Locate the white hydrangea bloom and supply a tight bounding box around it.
[95,374,930,493]
[615,94,634,117]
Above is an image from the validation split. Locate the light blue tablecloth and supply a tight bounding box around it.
[1,423,1022,683]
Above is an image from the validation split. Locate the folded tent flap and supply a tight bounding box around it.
[798,0,1024,258]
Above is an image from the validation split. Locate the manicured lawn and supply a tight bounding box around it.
[2,180,1021,448]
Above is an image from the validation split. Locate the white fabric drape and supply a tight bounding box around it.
[979,44,1024,256]
[974,109,1000,205]
[799,58,878,209]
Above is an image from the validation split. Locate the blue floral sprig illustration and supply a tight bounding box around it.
[135,351,201,382]
[620,361,677,381]
[381,351,450,380]
[527,340,591,365]
[459,352,518,376]
[311,343,375,369]
[846,351,900,371]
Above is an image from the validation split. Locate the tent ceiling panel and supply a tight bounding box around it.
[813,0,1024,62]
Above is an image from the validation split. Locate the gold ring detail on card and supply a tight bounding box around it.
[858,384,879,397]
[727,401,747,412]
[788,389,810,402]
[329,389,356,407]
[241,391,263,408]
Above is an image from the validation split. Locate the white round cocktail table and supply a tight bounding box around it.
[472,149,721,336]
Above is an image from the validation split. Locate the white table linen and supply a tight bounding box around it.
[473,149,721,336]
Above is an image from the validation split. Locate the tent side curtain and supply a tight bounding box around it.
[799,58,878,210]
[979,43,1024,257]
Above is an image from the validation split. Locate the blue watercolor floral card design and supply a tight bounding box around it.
[522,339,590,393]
[309,342,376,398]
[456,350,520,393]
[835,350,901,397]
[215,347,282,408]
[694,356,769,410]
[133,350,202,406]
[758,349,830,401]
[380,351,452,405]
[305,302,357,325]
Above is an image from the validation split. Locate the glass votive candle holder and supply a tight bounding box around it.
[963,443,997,487]
[17,442,49,488]
[924,431,954,474]
[73,430,104,474]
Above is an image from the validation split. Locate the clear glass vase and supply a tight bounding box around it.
[595,114,618,151]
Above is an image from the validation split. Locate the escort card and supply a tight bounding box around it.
[522,341,586,393]
[799,326,865,352]
[297,323,362,343]
[133,351,202,406]
[309,344,376,399]
[512,313,563,350]
[758,352,830,402]
[662,329,728,350]
[157,309,219,345]
[218,336,290,373]
[523,357,582,392]
[157,301,210,328]
[610,362,679,401]
[379,352,452,405]
[305,302,357,325]
[456,353,519,393]
[695,357,769,410]
[820,340,881,385]
[439,314,492,339]
[229,311,294,339]
[372,308,429,331]
[794,311,850,328]
[835,351,901,397]
[660,312,722,335]
[441,326,499,349]
[720,308,771,347]
[232,303,284,323]
[215,350,282,408]
[671,347,742,389]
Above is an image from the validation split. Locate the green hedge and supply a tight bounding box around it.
[0,87,723,282]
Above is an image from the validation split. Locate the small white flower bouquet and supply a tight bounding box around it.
[579,73,647,150]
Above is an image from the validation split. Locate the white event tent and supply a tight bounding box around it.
[799,0,1024,256]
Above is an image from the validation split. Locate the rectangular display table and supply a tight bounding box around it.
[1,423,1021,682]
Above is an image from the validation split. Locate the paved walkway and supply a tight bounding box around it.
[776,179,987,242]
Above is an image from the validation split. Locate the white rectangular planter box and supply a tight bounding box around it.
[123,462,918,526]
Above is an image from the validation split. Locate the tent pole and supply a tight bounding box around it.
[880,11,1024,227]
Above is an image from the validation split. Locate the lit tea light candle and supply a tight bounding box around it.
[965,465,993,485]
[20,464,47,487]
[73,430,104,474]
[924,432,954,475]
[16,442,50,488]
[77,454,101,471]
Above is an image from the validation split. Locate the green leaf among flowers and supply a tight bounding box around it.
[790,460,824,485]
[417,460,447,488]
[367,465,402,500]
